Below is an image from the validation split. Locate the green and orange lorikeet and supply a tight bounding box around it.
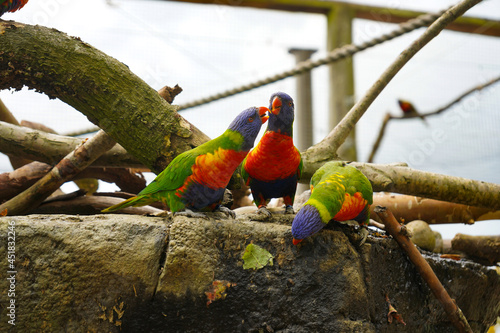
[398,99,428,125]
[0,0,29,16]
[291,161,373,245]
[241,92,302,217]
[102,106,269,217]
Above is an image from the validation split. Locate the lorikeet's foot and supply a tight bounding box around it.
[215,206,236,219]
[358,227,369,246]
[174,209,209,219]
[284,205,294,214]
[257,206,272,218]
[250,206,272,221]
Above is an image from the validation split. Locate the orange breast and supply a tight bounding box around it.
[245,132,301,181]
[189,148,247,190]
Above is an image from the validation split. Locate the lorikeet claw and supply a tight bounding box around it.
[284,205,294,214]
[215,206,236,219]
[174,209,209,219]
[256,207,272,218]
[358,227,369,246]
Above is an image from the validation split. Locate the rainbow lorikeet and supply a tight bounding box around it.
[0,0,29,16]
[397,99,428,125]
[291,161,373,245]
[102,106,269,217]
[241,92,302,217]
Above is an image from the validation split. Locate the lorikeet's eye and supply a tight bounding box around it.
[289,101,293,107]
[248,117,254,122]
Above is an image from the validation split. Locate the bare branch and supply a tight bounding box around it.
[370,193,500,224]
[0,121,144,168]
[353,162,500,210]
[0,130,116,215]
[303,0,482,166]
[451,234,500,265]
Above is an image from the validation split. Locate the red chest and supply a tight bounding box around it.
[245,132,301,181]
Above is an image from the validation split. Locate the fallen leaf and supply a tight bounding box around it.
[440,254,463,261]
[205,280,236,307]
[1,209,7,216]
[241,243,274,270]
[386,294,406,325]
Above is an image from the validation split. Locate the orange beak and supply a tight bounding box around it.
[258,106,269,124]
[271,96,282,115]
[292,238,303,245]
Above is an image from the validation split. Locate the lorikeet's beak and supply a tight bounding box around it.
[258,106,269,124]
[293,238,303,245]
[270,96,281,115]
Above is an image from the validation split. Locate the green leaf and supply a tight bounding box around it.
[241,243,274,270]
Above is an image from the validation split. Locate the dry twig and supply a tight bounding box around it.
[374,206,472,333]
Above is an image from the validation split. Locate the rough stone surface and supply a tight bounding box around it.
[0,214,498,333]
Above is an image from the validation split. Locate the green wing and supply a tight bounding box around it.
[341,165,373,205]
[296,147,303,180]
[240,155,250,185]
[138,150,198,196]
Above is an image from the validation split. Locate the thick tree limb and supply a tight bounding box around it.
[302,0,482,172]
[0,121,144,168]
[0,130,116,215]
[374,206,472,333]
[451,234,500,265]
[352,162,500,210]
[370,193,500,224]
[0,20,209,173]
[0,97,32,168]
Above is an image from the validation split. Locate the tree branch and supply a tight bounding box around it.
[0,20,209,173]
[0,121,144,168]
[352,162,500,210]
[374,206,472,333]
[0,130,116,215]
[302,0,482,169]
[370,193,500,224]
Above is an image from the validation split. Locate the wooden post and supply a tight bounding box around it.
[288,48,316,152]
[327,4,356,160]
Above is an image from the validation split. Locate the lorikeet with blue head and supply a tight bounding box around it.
[292,161,373,245]
[102,106,269,217]
[0,0,29,16]
[241,92,302,217]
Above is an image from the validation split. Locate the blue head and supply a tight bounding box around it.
[268,92,295,136]
[291,204,325,245]
[228,106,269,151]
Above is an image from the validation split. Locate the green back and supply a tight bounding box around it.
[308,161,373,223]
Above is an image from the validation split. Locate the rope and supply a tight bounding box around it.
[178,9,446,111]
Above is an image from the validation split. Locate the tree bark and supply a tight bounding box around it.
[370,192,500,224]
[0,121,143,168]
[0,20,209,174]
[451,234,500,265]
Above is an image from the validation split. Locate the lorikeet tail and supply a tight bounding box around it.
[0,0,29,16]
[101,195,156,213]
